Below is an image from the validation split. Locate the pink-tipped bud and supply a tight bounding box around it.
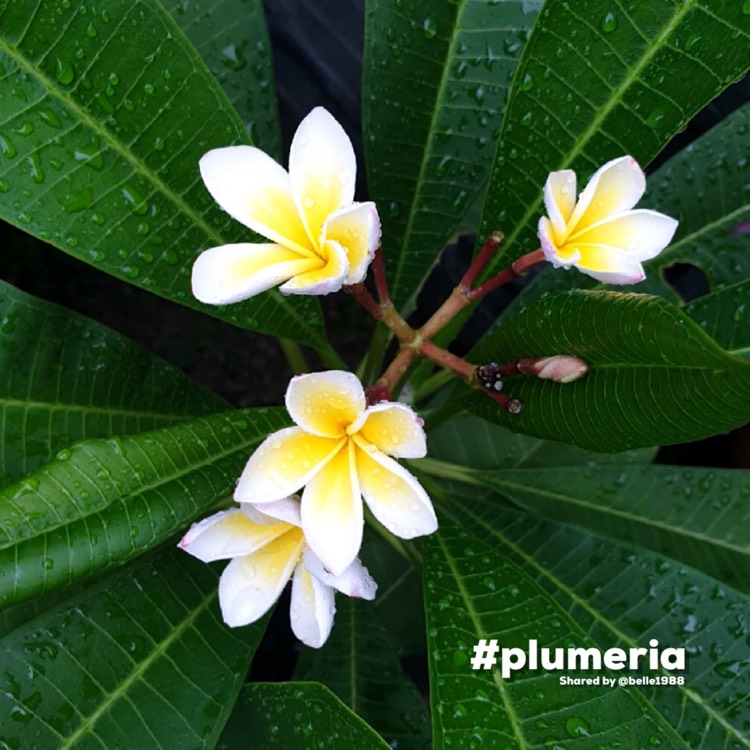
[519,355,588,383]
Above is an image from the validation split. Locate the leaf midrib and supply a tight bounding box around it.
[390,0,468,305]
[58,589,217,750]
[0,396,199,422]
[433,531,531,750]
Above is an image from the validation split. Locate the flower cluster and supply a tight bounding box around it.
[182,106,679,648]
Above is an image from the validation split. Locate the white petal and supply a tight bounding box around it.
[289,107,357,248]
[570,209,678,261]
[301,440,363,576]
[574,245,647,284]
[543,169,576,242]
[538,217,579,268]
[322,202,381,284]
[244,497,302,528]
[354,438,437,540]
[191,243,322,304]
[568,155,646,234]
[302,548,377,601]
[218,527,305,627]
[234,426,344,503]
[278,239,349,296]
[199,146,314,256]
[349,402,426,458]
[289,561,335,648]
[286,370,365,438]
[178,508,290,562]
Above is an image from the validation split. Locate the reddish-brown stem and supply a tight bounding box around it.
[372,245,391,305]
[418,340,474,381]
[367,347,418,403]
[346,282,383,320]
[459,231,505,289]
[466,248,546,301]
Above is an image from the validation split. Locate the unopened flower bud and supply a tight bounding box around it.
[526,355,588,383]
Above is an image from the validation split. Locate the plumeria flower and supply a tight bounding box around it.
[179,496,377,647]
[234,370,437,576]
[191,107,381,303]
[538,156,678,284]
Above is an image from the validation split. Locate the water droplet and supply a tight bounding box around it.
[0,133,17,159]
[15,122,34,136]
[56,448,72,461]
[520,72,534,91]
[121,183,148,215]
[55,58,74,84]
[646,108,665,128]
[422,17,437,39]
[302,195,315,209]
[743,0,750,14]
[42,558,54,570]
[0,180,8,192]
[601,11,617,32]
[86,21,97,37]
[565,716,591,738]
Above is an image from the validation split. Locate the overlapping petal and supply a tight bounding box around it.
[179,508,290,562]
[301,548,377,600]
[350,402,427,458]
[278,239,349,296]
[290,563,336,647]
[301,441,363,576]
[218,526,305,627]
[354,438,437,539]
[289,107,356,248]
[538,155,677,283]
[324,202,381,284]
[191,243,322,305]
[199,146,313,256]
[235,426,344,503]
[286,370,365,438]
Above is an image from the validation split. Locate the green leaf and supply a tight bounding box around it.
[685,282,750,360]
[446,485,750,750]
[295,597,431,749]
[424,518,688,749]
[466,290,750,450]
[427,413,657,469]
[219,683,391,749]
[646,99,750,288]
[360,531,425,655]
[0,0,323,344]
[167,0,282,158]
[0,278,224,487]
[460,464,750,594]
[479,0,750,268]
[362,0,541,308]
[0,407,289,608]
[0,549,266,750]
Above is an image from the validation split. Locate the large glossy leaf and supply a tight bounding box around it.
[360,531,425,655]
[167,0,281,158]
[685,282,750,360]
[0,407,289,608]
[0,0,323,344]
[466,290,750,450]
[219,683,391,749]
[0,549,267,750]
[479,0,750,269]
[646,100,750,289]
[294,597,431,749]
[450,463,750,594]
[428,413,657,469]
[362,0,541,307]
[0,279,224,487]
[444,484,750,749]
[424,518,688,749]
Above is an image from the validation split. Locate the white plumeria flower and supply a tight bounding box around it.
[191,106,381,303]
[178,497,377,648]
[538,156,678,284]
[235,370,437,577]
